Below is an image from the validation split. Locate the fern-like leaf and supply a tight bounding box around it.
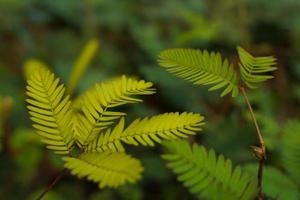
[162,140,257,200]
[281,120,300,185]
[85,112,204,152]
[75,76,155,146]
[158,48,239,97]
[85,117,126,152]
[26,69,74,154]
[63,151,143,188]
[237,46,277,89]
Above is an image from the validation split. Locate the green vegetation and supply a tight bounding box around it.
[1,1,300,200]
[162,140,257,200]
[26,67,203,191]
[158,46,276,199]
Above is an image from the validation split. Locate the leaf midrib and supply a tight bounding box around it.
[40,77,70,150]
[167,57,236,86]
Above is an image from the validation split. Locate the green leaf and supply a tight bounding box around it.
[67,39,100,95]
[85,112,204,152]
[237,46,277,89]
[73,75,155,146]
[244,164,300,200]
[26,69,74,155]
[158,48,239,97]
[162,140,257,200]
[63,151,143,188]
[281,120,300,185]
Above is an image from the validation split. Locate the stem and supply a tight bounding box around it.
[257,159,265,200]
[240,87,266,200]
[240,87,265,148]
[36,169,66,200]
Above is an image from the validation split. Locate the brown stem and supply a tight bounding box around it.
[240,87,266,200]
[257,159,265,200]
[36,169,66,200]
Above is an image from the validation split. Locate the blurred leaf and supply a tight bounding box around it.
[23,59,50,80]
[11,128,43,182]
[243,164,300,200]
[280,119,300,185]
[67,39,100,95]
[176,12,219,45]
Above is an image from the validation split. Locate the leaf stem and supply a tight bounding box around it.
[239,86,266,200]
[36,169,66,200]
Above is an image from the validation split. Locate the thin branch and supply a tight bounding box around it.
[257,159,265,200]
[240,87,265,149]
[36,169,66,200]
[240,86,266,200]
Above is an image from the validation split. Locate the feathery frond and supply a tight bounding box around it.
[63,151,143,188]
[85,112,204,152]
[26,69,74,154]
[85,117,126,152]
[158,48,239,97]
[162,140,257,200]
[71,112,84,148]
[24,57,206,191]
[281,120,300,185]
[75,76,155,146]
[237,46,277,89]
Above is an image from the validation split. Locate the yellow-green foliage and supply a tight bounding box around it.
[74,75,155,146]
[63,151,143,188]
[67,39,100,95]
[158,47,276,97]
[162,140,257,200]
[86,113,204,153]
[237,46,276,89]
[26,68,204,188]
[26,69,74,155]
[158,48,239,97]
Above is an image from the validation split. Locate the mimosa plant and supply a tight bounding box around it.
[25,39,204,199]
[158,46,276,200]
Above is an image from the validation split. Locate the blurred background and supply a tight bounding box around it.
[1,0,300,199]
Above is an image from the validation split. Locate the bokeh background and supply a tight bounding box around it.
[1,0,300,199]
